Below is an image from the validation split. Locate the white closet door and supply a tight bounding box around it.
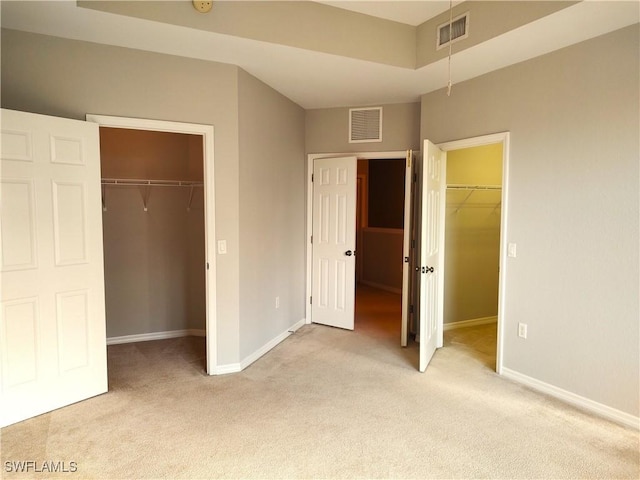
[0,109,107,427]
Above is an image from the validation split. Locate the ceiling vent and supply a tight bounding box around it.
[437,12,469,49]
[349,107,382,143]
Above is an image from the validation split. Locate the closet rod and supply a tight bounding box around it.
[101,178,203,187]
[100,178,203,212]
[447,184,501,191]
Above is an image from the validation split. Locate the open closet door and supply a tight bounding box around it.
[0,109,107,427]
[419,140,446,372]
[401,150,414,347]
[311,156,357,330]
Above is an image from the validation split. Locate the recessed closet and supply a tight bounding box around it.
[99,127,206,353]
[444,143,503,334]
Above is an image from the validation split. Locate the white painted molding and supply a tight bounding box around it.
[106,329,205,345]
[211,363,242,375]
[240,319,306,371]
[501,367,640,430]
[360,281,401,295]
[444,316,497,331]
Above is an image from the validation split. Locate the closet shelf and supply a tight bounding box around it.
[446,184,501,213]
[446,184,501,191]
[101,178,204,212]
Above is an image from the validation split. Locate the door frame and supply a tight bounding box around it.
[306,151,407,326]
[85,114,218,375]
[437,132,510,374]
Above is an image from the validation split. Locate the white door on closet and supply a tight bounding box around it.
[418,140,446,373]
[0,109,107,427]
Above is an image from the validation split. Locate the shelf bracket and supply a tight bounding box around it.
[187,186,195,212]
[141,184,151,212]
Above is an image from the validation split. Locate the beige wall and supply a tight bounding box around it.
[445,144,502,324]
[306,102,421,154]
[237,70,306,359]
[422,25,639,416]
[1,28,237,364]
[80,0,416,68]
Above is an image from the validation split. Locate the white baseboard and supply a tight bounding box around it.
[106,328,205,345]
[360,281,401,295]
[444,316,497,331]
[211,363,242,375]
[240,318,306,371]
[501,367,639,430]
[211,319,306,375]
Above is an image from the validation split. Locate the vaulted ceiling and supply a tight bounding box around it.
[1,1,638,109]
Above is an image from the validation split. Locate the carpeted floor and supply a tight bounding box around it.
[1,286,638,479]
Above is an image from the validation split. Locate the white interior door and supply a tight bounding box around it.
[419,140,446,372]
[311,156,357,330]
[0,109,107,427]
[401,150,414,347]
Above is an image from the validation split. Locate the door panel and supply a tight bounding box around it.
[312,156,357,330]
[419,140,446,372]
[0,109,107,427]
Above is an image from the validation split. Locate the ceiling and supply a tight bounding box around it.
[1,1,638,109]
[316,1,460,26]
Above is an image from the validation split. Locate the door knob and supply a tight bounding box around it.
[422,266,434,273]
[345,250,353,256]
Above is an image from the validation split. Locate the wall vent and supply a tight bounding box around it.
[349,107,382,143]
[437,12,469,49]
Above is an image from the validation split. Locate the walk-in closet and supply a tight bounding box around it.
[99,127,206,367]
[444,143,502,357]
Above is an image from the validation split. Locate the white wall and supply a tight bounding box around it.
[421,25,639,417]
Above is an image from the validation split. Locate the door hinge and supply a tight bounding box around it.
[404,256,409,263]
[311,173,314,182]
[310,296,312,305]
[310,235,313,244]
[413,173,417,183]
[206,262,209,270]
[410,304,414,314]
[411,239,415,249]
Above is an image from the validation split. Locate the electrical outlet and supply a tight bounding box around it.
[275,296,280,309]
[518,323,528,339]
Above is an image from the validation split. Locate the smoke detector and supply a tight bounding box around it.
[193,1,213,13]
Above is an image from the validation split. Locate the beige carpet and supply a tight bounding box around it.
[1,286,638,479]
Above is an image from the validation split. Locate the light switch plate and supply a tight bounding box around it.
[217,240,227,255]
[508,243,517,258]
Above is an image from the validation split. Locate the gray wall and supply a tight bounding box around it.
[421,25,639,416]
[237,69,306,360]
[306,102,421,154]
[1,28,301,366]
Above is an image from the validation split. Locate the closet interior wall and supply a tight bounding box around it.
[99,127,206,339]
[445,144,502,325]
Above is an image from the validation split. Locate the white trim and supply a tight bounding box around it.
[306,150,407,327]
[240,319,306,370]
[437,132,510,375]
[444,316,497,331]
[107,329,206,346]
[85,114,217,375]
[501,367,640,430]
[360,281,402,295]
[211,363,242,375]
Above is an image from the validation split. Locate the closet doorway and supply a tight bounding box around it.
[438,132,510,373]
[86,115,218,375]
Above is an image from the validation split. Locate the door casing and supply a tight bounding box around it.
[86,114,218,375]
[437,132,510,374]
